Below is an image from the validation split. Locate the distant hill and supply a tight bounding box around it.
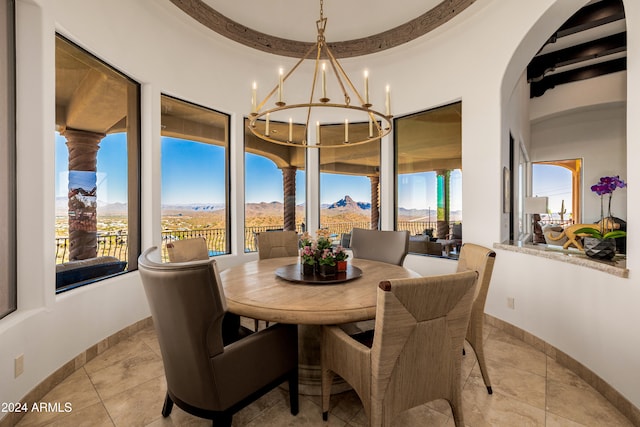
[55,196,461,222]
[326,195,371,210]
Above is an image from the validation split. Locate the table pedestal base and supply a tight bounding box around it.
[298,325,351,396]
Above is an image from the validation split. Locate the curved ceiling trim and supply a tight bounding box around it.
[169,0,476,58]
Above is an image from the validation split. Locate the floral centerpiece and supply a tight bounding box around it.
[298,229,341,276]
[334,245,349,271]
[317,248,337,276]
[299,232,317,275]
[575,176,627,260]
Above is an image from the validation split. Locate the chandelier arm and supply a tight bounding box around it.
[255,42,318,112]
[325,46,367,108]
[322,45,352,105]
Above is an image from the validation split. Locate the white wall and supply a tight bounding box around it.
[2,0,639,417]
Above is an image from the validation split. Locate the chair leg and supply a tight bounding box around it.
[288,368,299,415]
[162,393,173,417]
[254,318,260,331]
[321,369,335,421]
[212,412,232,427]
[449,393,465,427]
[469,340,492,394]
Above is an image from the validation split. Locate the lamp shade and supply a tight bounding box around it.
[524,196,548,214]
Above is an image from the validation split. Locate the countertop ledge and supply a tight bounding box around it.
[494,242,629,278]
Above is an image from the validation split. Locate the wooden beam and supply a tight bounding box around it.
[528,32,626,82]
[530,57,626,98]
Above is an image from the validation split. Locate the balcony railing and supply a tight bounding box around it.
[56,233,129,264]
[55,220,458,263]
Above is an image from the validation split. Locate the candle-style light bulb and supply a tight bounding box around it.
[385,85,391,116]
[265,112,270,136]
[364,70,370,105]
[322,63,327,99]
[289,117,293,142]
[345,118,349,143]
[251,81,257,113]
[316,121,320,145]
[369,116,373,138]
[278,68,284,103]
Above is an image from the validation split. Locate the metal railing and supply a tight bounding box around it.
[56,233,129,264]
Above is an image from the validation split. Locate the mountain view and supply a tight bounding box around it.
[55,194,461,237]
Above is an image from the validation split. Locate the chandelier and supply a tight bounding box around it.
[248,0,392,148]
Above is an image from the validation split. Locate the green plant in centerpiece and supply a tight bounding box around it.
[299,231,313,248]
[316,237,332,251]
[334,245,349,261]
[575,176,627,240]
[318,248,336,266]
[300,244,317,266]
[315,228,333,252]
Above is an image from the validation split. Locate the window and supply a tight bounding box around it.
[54,35,140,292]
[532,160,581,225]
[160,95,230,258]
[0,0,15,318]
[244,118,306,252]
[319,122,380,239]
[395,102,462,258]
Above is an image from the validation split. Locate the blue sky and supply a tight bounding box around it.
[397,170,462,211]
[532,164,572,214]
[56,132,129,203]
[56,132,464,209]
[161,137,227,205]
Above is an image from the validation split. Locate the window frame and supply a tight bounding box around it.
[160,94,231,258]
[393,102,462,258]
[0,0,16,318]
[54,34,141,293]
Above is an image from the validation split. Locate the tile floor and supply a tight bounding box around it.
[14,322,634,427]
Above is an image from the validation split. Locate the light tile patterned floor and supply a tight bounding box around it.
[15,323,634,427]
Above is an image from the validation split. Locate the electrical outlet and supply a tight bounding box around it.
[507,297,515,310]
[15,354,24,377]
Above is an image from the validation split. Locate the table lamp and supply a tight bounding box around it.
[524,196,548,244]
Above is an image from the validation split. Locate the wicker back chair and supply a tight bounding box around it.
[257,230,299,260]
[321,270,478,426]
[456,242,497,394]
[349,228,409,266]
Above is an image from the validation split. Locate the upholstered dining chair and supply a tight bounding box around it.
[138,247,299,427]
[349,228,409,266]
[254,230,300,329]
[256,230,299,259]
[456,242,497,394]
[321,270,478,427]
[166,236,209,262]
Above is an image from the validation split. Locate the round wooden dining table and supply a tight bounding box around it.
[220,256,420,325]
[220,256,420,395]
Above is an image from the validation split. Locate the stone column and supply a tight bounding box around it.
[282,166,297,231]
[63,129,104,260]
[369,175,380,230]
[436,169,451,239]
